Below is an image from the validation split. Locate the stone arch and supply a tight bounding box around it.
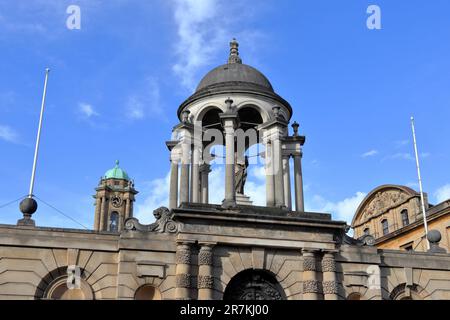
[35,266,94,300]
[194,104,225,124]
[235,100,270,123]
[347,292,363,300]
[389,283,429,300]
[134,284,162,300]
[223,269,287,300]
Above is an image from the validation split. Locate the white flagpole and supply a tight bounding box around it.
[411,116,430,250]
[28,68,50,199]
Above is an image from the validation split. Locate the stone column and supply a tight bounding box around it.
[322,252,339,300]
[282,155,292,210]
[94,196,102,230]
[169,157,179,209]
[294,151,305,212]
[265,140,275,207]
[222,120,237,208]
[124,198,131,218]
[200,163,211,204]
[302,250,319,300]
[273,135,285,208]
[175,242,192,300]
[191,145,201,203]
[100,196,108,231]
[198,243,215,300]
[179,141,191,205]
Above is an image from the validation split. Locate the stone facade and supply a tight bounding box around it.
[352,185,450,252]
[1,203,449,300]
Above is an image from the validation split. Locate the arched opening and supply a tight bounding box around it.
[35,267,93,300]
[109,211,119,232]
[381,219,389,235]
[134,285,162,300]
[347,292,362,300]
[401,209,409,227]
[201,107,223,131]
[389,284,425,300]
[223,269,286,300]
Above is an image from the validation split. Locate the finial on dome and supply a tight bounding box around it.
[228,38,242,64]
[115,160,119,167]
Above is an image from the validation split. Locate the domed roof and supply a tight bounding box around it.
[196,63,274,92]
[104,160,129,181]
[195,39,274,93]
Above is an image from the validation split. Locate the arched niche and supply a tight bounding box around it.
[389,284,427,300]
[134,285,162,300]
[223,269,286,300]
[36,267,94,300]
[347,292,362,300]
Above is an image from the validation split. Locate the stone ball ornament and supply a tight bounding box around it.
[19,198,38,216]
[427,230,442,244]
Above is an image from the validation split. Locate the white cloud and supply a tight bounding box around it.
[125,77,163,120]
[171,0,226,90]
[307,192,367,224]
[434,184,450,203]
[78,103,99,118]
[134,172,171,224]
[0,125,19,143]
[170,0,265,91]
[361,149,378,158]
[382,152,414,161]
[394,139,409,148]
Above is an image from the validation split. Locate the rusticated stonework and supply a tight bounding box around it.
[303,257,317,271]
[321,257,336,272]
[322,281,339,294]
[176,274,191,288]
[176,249,191,265]
[198,275,214,289]
[198,250,213,266]
[303,280,319,293]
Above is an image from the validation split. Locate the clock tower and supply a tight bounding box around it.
[93,160,138,232]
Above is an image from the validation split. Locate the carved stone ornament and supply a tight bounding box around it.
[198,275,214,289]
[302,280,319,293]
[322,281,339,295]
[321,257,336,273]
[176,274,191,288]
[176,249,191,265]
[199,250,213,266]
[124,207,179,233]
[303,257,317,271]
[362,190,409,220]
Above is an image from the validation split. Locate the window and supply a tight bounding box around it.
[109,211,119,232]
[401,209,409,227]
[363,228,370,236]
[381,219,389,235]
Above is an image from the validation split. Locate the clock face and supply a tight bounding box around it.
[111,195,122,208]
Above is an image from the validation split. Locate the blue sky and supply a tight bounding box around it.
[1,0,449,229]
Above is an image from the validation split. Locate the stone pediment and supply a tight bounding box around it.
[352,185,418,227]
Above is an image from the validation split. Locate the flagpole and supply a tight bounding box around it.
[28,68,50,199]
[411,116,430,250]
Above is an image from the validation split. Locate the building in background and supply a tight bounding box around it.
[352,185,450,252]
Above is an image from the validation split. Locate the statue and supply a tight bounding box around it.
[235,155,249,194]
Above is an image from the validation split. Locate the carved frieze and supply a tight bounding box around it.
[303,257,317,271]
[303,280,319,293]
[198,275,214,289]
[322,281,339,295]
[361,190,409,220]
[321,257,336,273]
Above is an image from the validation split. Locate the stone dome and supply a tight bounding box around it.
[104,160,129,181]
[196,63,274,93]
